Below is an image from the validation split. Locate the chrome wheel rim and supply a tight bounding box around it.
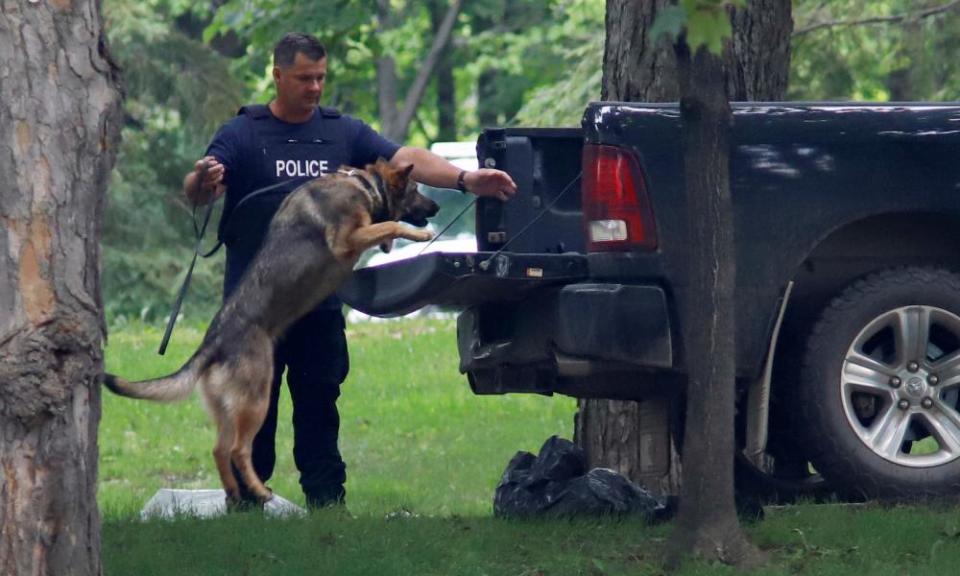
[841,305,960,467]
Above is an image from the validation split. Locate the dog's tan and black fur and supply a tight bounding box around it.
[104,159,438,504]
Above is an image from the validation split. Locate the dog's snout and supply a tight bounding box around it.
[400,194,440,227]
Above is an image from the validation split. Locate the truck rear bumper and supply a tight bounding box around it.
[339,252,673,397]
[458,283,672,372]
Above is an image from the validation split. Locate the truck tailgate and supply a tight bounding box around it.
[338,251,587,317]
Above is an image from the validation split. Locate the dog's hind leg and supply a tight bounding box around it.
[212,408,242,502]
[231,396,273,503]
[228,339,275,503]
[202,371,243,502]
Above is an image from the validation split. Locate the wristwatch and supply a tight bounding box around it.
[456,170,468,193]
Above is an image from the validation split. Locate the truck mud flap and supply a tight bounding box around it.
[337,251,588,317]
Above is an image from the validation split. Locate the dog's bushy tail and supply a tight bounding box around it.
[103,359,199,403]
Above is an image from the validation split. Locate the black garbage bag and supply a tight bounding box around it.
[494,436,668,520]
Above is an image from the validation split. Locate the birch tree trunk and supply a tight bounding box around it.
[0,1,123,574]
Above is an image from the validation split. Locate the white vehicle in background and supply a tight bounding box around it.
[345,142,478,323]
[428,141,478,172]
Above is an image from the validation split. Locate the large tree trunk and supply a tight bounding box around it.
[575,0,681,496]
[0,2,123,574]
[576,0,791,498]
[727,0,792,100]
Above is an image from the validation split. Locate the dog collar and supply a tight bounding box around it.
[338,169,390,222]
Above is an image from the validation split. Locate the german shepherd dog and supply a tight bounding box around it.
[104,158,439,504]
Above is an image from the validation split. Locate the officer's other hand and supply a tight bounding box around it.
[465,169,517,202]
[193,156,225,204]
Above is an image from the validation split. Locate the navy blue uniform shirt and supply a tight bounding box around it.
[206,104,401,307]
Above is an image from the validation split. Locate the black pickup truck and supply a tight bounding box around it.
[340,102,960,501]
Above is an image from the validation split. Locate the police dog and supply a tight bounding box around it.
[104,158,438,505]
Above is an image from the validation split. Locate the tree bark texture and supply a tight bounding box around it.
[0,1,123,574]
[727,0,792,101]
[576,0,791,498]
[602,0,793,103]
[601,0,678,102]
[576,0,681,496]
[665,40,759,568]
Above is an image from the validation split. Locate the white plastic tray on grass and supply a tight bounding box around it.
[140,488,306,520]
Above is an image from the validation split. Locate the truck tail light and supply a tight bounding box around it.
[582,144,657,252]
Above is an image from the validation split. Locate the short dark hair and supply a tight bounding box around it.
[273,33,326,67]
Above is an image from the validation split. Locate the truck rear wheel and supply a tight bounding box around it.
[797,267,960,499]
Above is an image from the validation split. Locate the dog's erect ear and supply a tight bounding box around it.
[380,239,393,253]
[400,163,414,179]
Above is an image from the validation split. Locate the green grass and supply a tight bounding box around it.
[100,318,960,575]
[100,499,960,575]
[100,317,576,518]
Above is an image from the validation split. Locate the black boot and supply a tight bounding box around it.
[305,485,346,510]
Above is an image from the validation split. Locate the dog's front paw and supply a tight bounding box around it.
[408,230,433,243]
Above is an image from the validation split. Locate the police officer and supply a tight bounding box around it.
[183,32,516,509]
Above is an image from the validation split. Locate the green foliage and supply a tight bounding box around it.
[791,0,960,101]
[97,0,960,328]
[650,0,745,55]
[206,1,381,115]
[99,0,608,326]
[512,0,605,127]
[102,0,243,323]
[204,0,581,140]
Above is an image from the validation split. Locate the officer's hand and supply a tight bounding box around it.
[192,156,226,204]
[464,169,517,202]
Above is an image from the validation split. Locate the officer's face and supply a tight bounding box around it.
[274,53,327,115]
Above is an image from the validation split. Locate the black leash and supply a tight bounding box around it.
[158,163,215,355]
[157,173,302,354]
[418,196,478,255]
[197,176,298,258]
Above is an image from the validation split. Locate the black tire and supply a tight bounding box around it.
[796,267,960,500]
